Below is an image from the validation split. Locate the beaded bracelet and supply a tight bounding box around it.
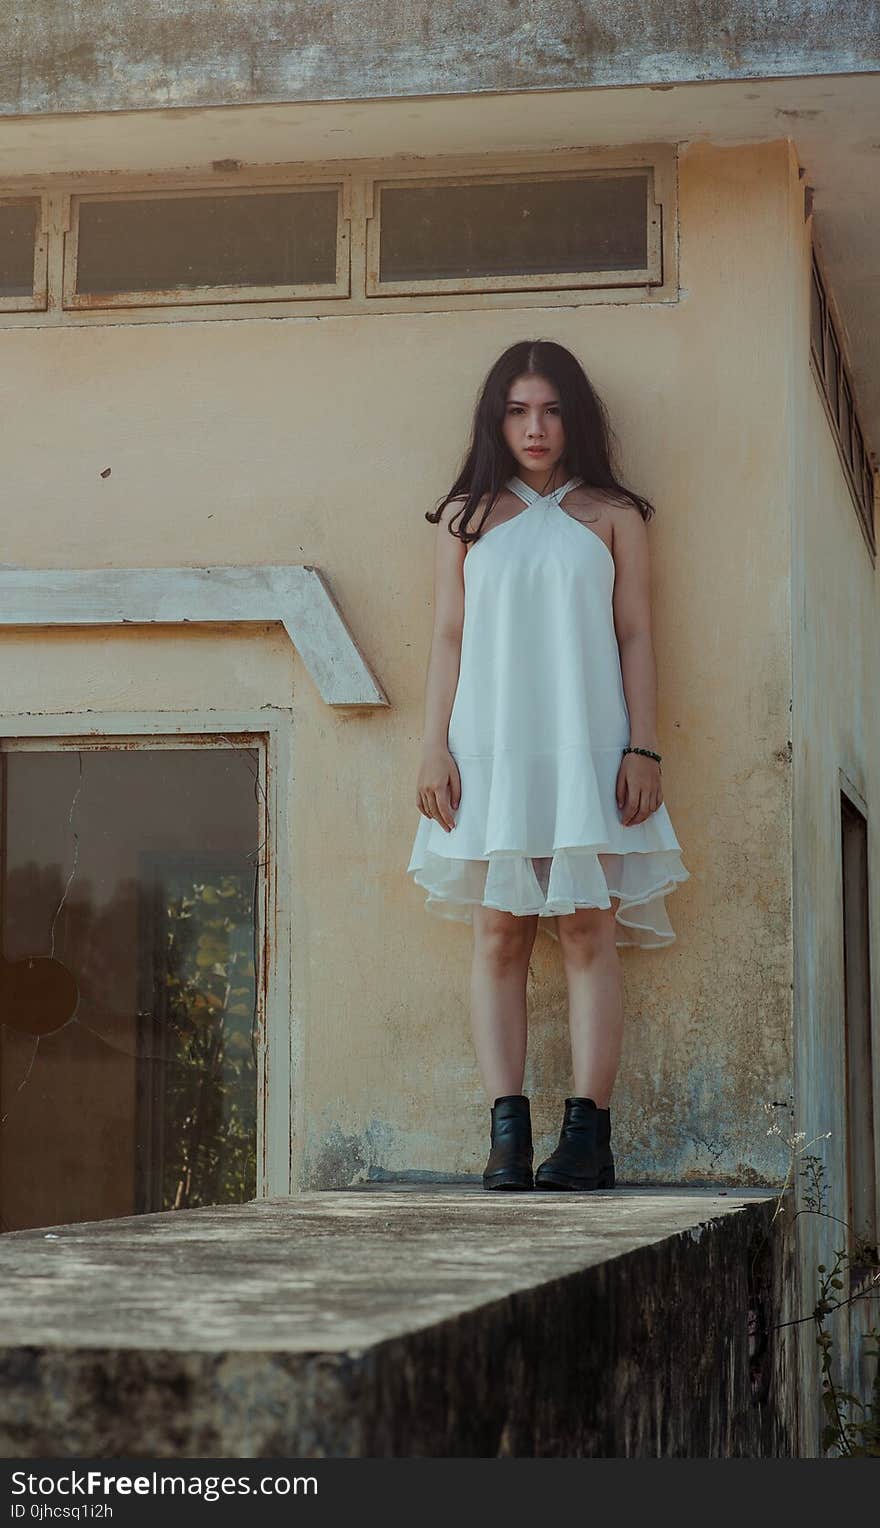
[622,746,662,769]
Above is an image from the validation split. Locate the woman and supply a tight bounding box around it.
[406,339,689,1193]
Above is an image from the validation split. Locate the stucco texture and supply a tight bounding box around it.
[787,144,880,1454]
[0,140,798,1188]
[1,2,877,116]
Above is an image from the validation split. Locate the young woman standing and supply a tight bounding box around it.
[407,340,689,1192]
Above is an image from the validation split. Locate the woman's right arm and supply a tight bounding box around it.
[415,498,468,833]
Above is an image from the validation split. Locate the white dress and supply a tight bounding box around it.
[406,474,690,948]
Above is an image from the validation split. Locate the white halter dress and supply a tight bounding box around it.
[406,474,690,947]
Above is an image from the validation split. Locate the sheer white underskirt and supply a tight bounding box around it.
[408,845,689,949]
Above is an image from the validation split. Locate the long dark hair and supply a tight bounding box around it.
[427,338,655,542]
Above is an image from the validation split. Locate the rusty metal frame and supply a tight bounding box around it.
[62,181,351,310]
[363,164,662,298]
[0,143,677,325]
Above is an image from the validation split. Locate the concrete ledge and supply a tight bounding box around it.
[0,565,389,708]
[1,2,877,117]
[0,1186,798,1457]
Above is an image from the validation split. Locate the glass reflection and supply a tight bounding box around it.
[0,745,261,1232]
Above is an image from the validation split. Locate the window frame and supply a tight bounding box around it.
[0,712,294,1202]
[63,182,351,310]
[809,250,876,559]
[0,145,677,326]
[363,164,662,298]
[0,195,49,312]
[809,263,825,372]
[838,777,878,1288]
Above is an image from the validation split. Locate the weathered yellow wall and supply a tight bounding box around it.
[0,140,796,1188]
[786,143,880,1455]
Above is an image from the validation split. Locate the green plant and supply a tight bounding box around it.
[763,1106,880,1458]
[813,1237,880,1457]
[160,872,258,1210]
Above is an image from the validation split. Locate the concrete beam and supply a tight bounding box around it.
[0,1185,798,1458]
[1,2,877,118]
[0,565,389,708]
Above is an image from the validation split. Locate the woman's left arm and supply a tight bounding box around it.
[609,503,664,825]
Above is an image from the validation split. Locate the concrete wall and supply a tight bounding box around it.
[0,1189,799,1458]
[0,135,796,1190]
[787,144,880,1456]
[1,2,877,116]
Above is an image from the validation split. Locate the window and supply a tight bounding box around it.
[810,252,876,556]
[66,185,348,308]
[809,266,824,370]
[366,169,661,296]
[840,788,877,1279]
[840,380,854,471]
[826,326,840,426]
[0,738,266,1232]
[0,148,676,326]
[854,420,866,489]
[0,197,47,311]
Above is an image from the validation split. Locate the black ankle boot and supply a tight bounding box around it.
[535,1097,616,1191]
[482,1094,534,1191]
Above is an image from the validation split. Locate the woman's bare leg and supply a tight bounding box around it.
[470,905,539,1100]
[555,901,624,1107]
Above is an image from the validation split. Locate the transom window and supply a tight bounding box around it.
[0,148,675,324]
[68,185,348,308]
[366,169,660,295]
[0,197,47,311]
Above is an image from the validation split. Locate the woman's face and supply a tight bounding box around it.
[501,373,566,477]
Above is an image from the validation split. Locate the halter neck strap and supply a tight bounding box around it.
[507,474,583,506]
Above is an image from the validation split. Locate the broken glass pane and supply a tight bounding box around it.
[0,744,262,1233]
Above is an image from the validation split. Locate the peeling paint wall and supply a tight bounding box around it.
[0,2,877,116]
[0,134,797,1192]
[786,144,880,1456]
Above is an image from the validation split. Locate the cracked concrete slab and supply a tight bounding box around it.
[0,1185,796,1457]
[1,1183,771,1352]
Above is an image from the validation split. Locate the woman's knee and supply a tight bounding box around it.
[473,907,537,966]
[556,903,618,960]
